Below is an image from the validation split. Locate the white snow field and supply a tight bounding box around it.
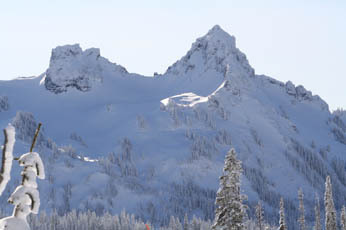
[0,25,345,228]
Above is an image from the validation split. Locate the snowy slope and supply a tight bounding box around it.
[0,25,345,228]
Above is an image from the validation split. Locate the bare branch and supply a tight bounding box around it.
[30,123,42,152]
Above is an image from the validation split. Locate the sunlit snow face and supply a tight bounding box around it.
[0,220,6,229]
[0,217,30,230]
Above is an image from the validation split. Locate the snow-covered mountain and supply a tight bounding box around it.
[0,25,345,228]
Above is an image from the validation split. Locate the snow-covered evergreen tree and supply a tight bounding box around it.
[184,213,189,230]
[341,206,346,230]
[191,216,201,230]
[0,96,9,112]
[212,148,246,230]
[324,176,337,230]
[0,124,45,230]
[298,188,305,230]
[169,216,181,230]
[278,198,286,230]
[255,201,264,230]
[116,137,138,177]
[12,112,45,147]
[314,194,322,230]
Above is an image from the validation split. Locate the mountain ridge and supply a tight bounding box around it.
[0,25,345,229]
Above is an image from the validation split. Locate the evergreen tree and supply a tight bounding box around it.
[255,201,264,230]
[191,216,200,230]
[341,206,346,230]
[298,188,305,230]
[169,216,175,230]
[278,198,286,230]
[175,217,182,230]
[212,148,246,230]
[184,213,189,230]
[324,176,337,230]
[314,194,322,230]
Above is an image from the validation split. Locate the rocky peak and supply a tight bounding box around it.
[165,25,254,78]
[50,44,85,61]
[44,44,127,94]
[203,25,236,50]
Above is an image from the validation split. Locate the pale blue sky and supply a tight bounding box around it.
[1,0,345,110]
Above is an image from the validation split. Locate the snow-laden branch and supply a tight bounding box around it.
[0,124,15,196]
[8,185,40,214]
[19,152,45,181]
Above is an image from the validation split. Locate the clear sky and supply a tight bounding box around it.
[1,0,345,110]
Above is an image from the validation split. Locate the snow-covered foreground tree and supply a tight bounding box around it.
[0,124,45,230]
[314,195,322,230]
[278,198,286,230]
[212,148,246,230]
[0,125,15,196]
[298,188,305,230]
[255,201,264,230]
[324,176,337,230]
[341,206,346,230]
